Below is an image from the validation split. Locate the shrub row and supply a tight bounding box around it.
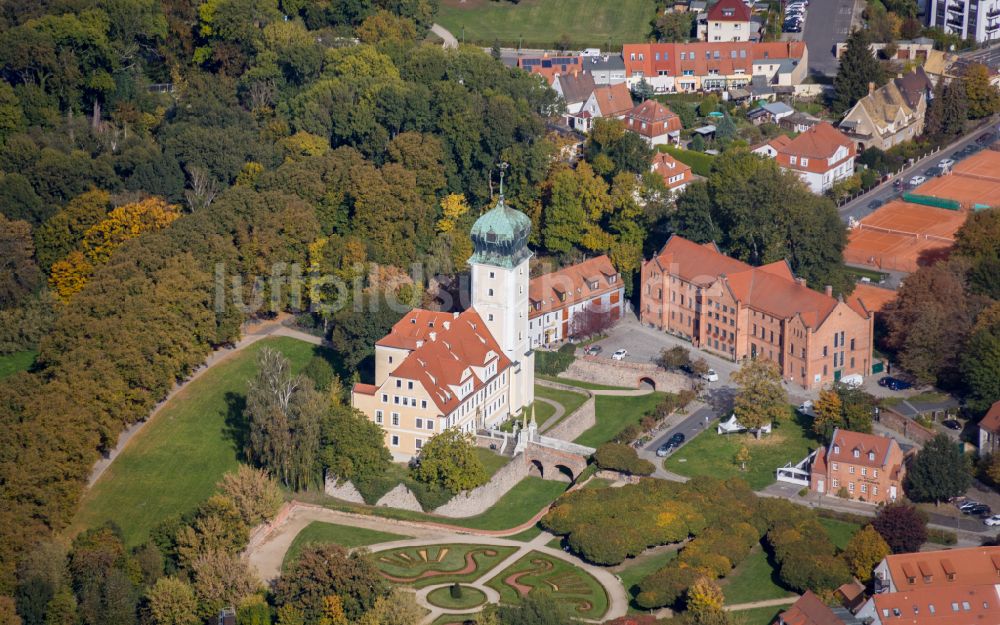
[593,443,655,476]
[535,343,577,376]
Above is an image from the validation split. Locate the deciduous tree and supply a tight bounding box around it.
[732,358,787,436]
[812,388,843,440]
[146,577,199,625]
[963,63,1000,119]
[411,429,488,493]
[905,434,972,504]
[273,544,387,623]
[843,525,891,581]
[686,577,724,616]
[320,405,392,486]
[872,502,927,553]
[0,214,41,310]
[217,465,284,527]
[175,495,249,567]
[189,551,261,620]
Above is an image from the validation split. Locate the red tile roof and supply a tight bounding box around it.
[779,591,851,625]
[885,546,1000,592]
[353,383,377,395]
[828,428,900,469]
[871,583,1000,625]
[651,236,752,286]
[383,308,512,414]
[622,41,807,80]
[981,400,1000,434]
[707,0,752,22]
[377,309,458,350]
[592,83,634,117]
[651,152,693,190]
[775,122,856,174]
[529,255,621,318]
[627,100,682,129]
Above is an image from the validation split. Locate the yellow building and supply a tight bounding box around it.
[351,195,535,461]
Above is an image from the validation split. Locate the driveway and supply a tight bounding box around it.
[638,403,715,481]
[802,0,859,76]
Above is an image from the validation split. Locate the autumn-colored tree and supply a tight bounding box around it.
[0,595,21,625]
[812,388,844,440]
[437,194,469,233]
[47,251,94,303]
[33,189,111,271]
[732,358,787,437]
[273,544,388,622]
[217,465,284,527]
[82,197,181,264]
[279,132,330,162]
[686,577,725,615]
[981,454,1000,486]
[356,10,418,44]
[355,588,425,625]
[843,525,891,582]
[146,577,200,625]
[734,445,750,471]
[189,550,261,619]
[175,495,249,567]
[963,63,1000,119]
[0,214,41,309]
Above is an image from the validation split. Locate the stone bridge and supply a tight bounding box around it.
[525,439,592,482]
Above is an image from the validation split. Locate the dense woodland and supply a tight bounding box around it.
[0,0,883,613]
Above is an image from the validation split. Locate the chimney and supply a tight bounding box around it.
[429,331,437,342]
[453,311,459,318]
[868,81,876,95]
[825,285,833,297]
[443,321,451,330]
[796,277,807,287]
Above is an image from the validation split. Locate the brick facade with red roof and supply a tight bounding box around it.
[978,399,1000,456]
[624,100,682,145]
[808,428,905,503]
[622,41,808,93]
[528,255,625,348]
[640,235,874,389]
[704,0,754,42]
[760,122,856,194]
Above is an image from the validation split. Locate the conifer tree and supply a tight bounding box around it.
[834,29,883,114]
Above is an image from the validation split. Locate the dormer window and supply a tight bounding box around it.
[833,445,840,454]
[853,449,860,458]
[868,451,875,461]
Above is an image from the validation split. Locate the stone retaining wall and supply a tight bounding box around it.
[375,483,423,511]
[545,396,596,442]
[433,456,529,517]
[563,358,690,392]
[323,474,366,503]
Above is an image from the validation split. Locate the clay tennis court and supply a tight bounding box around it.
[844,200,966,273]
[953,149,1000,182]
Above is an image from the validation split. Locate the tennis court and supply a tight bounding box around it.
[844,200,966,272]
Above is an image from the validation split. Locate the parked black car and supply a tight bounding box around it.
[964,504,992,516]
[942,419,962,430]
[878,376,912,390]
[977,132,996,145]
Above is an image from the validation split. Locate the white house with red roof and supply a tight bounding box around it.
[978,399,1000,456]
[650,151,693,193]
[701,0,754,42]
[351,194,535,460]
[757,122,856,194]
[571,83,634,132]
[527,255,625,348]
[624,100,683,145]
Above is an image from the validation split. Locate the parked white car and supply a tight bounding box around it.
[702,369,719,382]
[839,373,864,388]
[612,349,628,361]
[938,157,956,169]
[909,175,927,185]
[984,515,1000,527]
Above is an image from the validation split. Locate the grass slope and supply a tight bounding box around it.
[0,350,36,379]
[729,606,783,625]
[436,0,655,49]
[819,517,861,550]
[664,408,818,490]
[71,337,329,546]
[283,522,410,570]
[721,546,795,605]
[575,392,665,447]
[617,549,678,610]
[537,374,629,391]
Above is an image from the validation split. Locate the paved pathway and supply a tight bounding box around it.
[724,596,800,611]
[431,23,458,49]
[87,317,322,486]
[535,396,565,432]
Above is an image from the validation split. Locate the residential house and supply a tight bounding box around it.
[650,151,693,193]
[582,54,627,84]
[751,133,791,157]
[870,546,1000,593]
[352,197,535,460]
[640,235,874,389]
[768,122,856,194]
[978,399,1000,456]
[621,41,808,94]
[518,55,584,84]
[700,0,754,41]
[528,255,624,348]
[748,101,794,125]
[574,83,634,131]
[838,68,933,151]
[834,38,935,62]
[778,591,863,625]
[808,428,905,503]
[927,0,1000,44]
[552,71,597,115]
[624,99,683,145]
[780,110,822,133]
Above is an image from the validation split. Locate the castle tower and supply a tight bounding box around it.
[468,173,535,414]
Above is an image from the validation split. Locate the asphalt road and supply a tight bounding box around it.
[837,122,1000,223]
[802,0,858,76]
[645,404,716,456]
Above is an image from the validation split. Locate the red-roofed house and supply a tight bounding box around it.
[651,151,693,193]
[751,134,792,158]
[528,255,625,348]
[640,235,874,389]
[808,428,905,502]
[978,400,1000,456]
[624,100,683,145]
[702,0,754,41]
[778,591,863,625]
[575,83,634,131]
[767,122,857,194]
[872,546,1000,594]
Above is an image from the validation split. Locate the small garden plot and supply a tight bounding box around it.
[426,585,488,610]
[374,544,517,588]
[485,552,608,620]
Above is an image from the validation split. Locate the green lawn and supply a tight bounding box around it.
[528,398,556,426]
[0,350,36,378]
[820,518,861,550]
[721,546,795,605]
[436,0,656,49]
[71,337,331,546]
[426,585,487,610]
[507,525,544,542]
[664,408,819,490]
[844,265,888,282]
[617,549,677,609]
[536,384,589,432]
[283,522,410,570]
[305,476,568,531]
[485,551,609,619]
[537,374,629,391]
[375,544,519,588]
[729,606,783,625]
[575,393,666,448]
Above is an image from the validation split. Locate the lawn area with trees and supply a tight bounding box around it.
[0,350,35,379]
[283,522,411,571]
[664,408,817,490]
[70,337,330,546]
[435,0,656,49]
[720,546,794,605]
[575,392,666,447]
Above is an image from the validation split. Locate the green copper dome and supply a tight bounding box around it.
[468,197,532,269]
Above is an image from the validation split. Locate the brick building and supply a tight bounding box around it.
[640,235,874,389]
[528,255,625,348]
[808,428,905,503]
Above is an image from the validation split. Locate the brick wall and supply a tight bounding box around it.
[433,456,530,517]
[880,408,935,446]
